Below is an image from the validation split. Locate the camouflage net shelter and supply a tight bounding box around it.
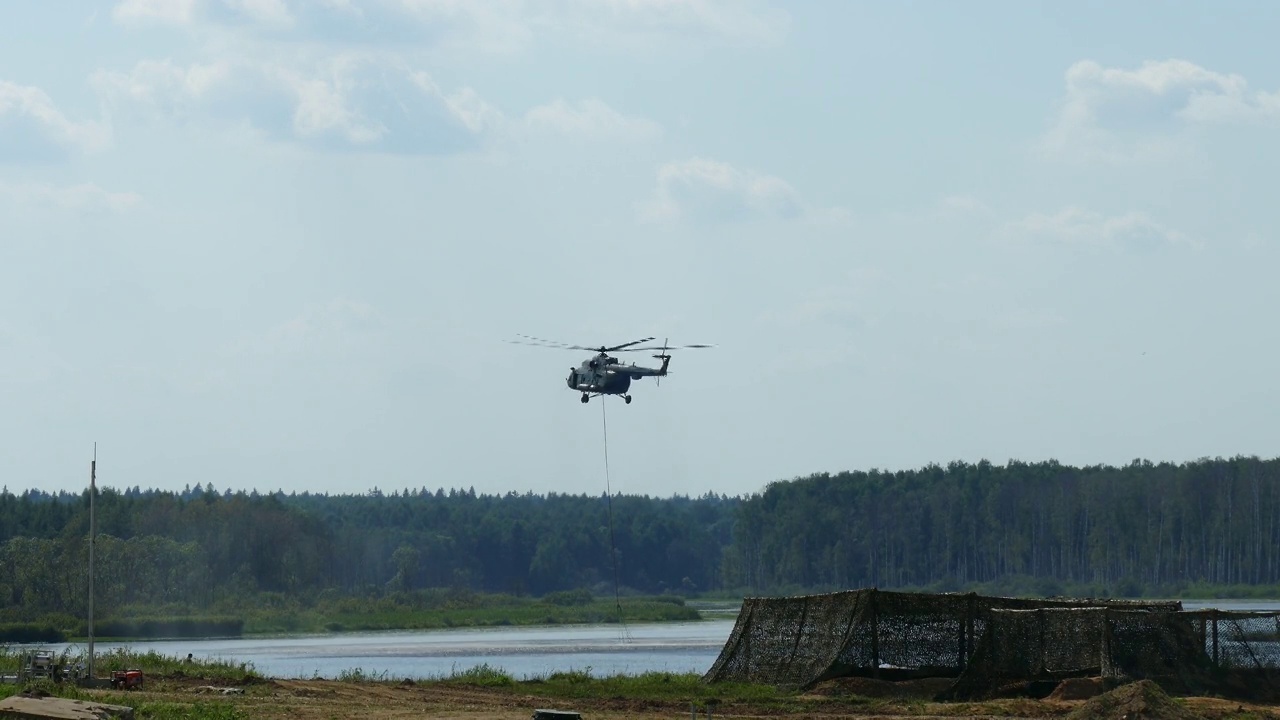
[1104,609,1280,701]
[701,588,1178,689]
[945,607,1280,702]
[941,607,1107,698]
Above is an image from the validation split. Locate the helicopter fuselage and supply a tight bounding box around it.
[566,352,668,404]
[567,366,632,394]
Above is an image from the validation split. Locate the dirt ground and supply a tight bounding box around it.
[66,676,1280,720]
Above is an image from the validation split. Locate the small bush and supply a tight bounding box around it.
[449,663,514,687]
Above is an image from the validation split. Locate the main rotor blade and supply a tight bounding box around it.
[524,334,588,347]
[509,335,706,353]
[603,337,656,352]
[612,343,713,352]
[505,339,568,348]
[507,335,600,351]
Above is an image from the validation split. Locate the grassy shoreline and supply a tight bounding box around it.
[3,590,706,644]
[7,579,1276,645]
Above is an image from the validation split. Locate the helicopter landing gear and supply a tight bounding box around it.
[580,392,632,404]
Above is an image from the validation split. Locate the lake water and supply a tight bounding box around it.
[38,599,1280,680]
[47,619,737,680]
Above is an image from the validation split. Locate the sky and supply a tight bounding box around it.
[3,0,1279,499]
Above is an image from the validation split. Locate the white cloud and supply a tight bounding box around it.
[111,0,298,29]
[98,1,751,155]
[90,59,235,120]
[91,56,501,154]
[408,74,504,136]
[0,180,142,214]
[522,98,661,141]
[91,56,660,154]
[223,0,294,27]
[0,80,112,161]
[1005,206,1194,250]
[112,0,198,26]
[108,0,787,52]
[1038,58,1280,163]
[637,157,846,224]
[530,0,790,48]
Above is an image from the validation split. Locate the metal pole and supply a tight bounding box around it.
[88,442,96,682]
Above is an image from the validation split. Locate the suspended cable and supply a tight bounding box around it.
[601,399,630,641]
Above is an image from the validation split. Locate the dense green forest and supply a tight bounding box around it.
[723,456,1280,598]
[2,455,1279,639]
[0,484,733,638]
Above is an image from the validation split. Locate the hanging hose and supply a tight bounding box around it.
[601,399,630,640]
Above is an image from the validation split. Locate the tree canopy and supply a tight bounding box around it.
[2,454,1278,627]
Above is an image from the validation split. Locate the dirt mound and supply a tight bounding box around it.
[806,676,955,700]
[1065,680,1205,720]
[1049,678,1106,701]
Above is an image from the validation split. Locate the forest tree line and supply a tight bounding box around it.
[722,455,1280,596]
[2,455,1279,625]
[0,484,738,625]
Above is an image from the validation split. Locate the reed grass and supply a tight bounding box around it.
[516,669,785,702]
[397,665,817,711]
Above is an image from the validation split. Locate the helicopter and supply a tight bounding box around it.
[509,335,712,404]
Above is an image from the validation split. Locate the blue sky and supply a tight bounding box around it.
[3,0,1279,498]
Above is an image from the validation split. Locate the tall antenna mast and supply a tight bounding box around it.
[88,442,96,682]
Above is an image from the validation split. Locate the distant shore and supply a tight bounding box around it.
[8,579,1279,646]
[4,591,710,644]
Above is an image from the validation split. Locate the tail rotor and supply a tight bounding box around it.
[653,338,670,387]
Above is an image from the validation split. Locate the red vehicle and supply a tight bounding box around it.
[110,669,144,690]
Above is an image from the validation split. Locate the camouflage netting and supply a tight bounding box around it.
[1106,609,1280,701]
[942,607,1107,700]
[946,608,1280,702]
[701,588,1178,689]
